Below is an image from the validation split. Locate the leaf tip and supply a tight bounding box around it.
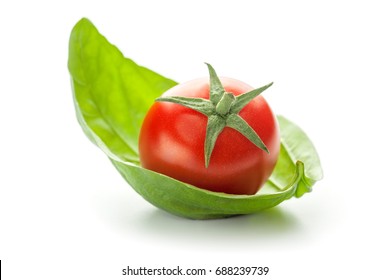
[72,17,94,33]
[205,62,216,75]
[205,157,210,168]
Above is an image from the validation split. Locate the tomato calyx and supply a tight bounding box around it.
[156,63,273,168]
[215,92,235,116]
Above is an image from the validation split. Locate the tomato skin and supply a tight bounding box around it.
[139,77,280,195]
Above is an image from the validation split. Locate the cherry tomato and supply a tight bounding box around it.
[139,77,280,195]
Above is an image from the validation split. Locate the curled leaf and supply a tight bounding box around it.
[68,18,323,219]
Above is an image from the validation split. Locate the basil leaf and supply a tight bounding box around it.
[111,155,313,219]
[110,116,322,219]
[68,18,177,164]
[68,18,323,219]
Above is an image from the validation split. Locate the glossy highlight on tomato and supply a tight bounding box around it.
[139,76,280,195]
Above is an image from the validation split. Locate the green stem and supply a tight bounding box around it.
[215,93,235,116]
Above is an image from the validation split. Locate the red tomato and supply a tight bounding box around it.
[139,77,280,195]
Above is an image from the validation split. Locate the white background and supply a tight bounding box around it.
[1,0,389,279]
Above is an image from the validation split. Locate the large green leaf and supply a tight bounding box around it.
[68,18,323,219]
[68,18,177,164]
